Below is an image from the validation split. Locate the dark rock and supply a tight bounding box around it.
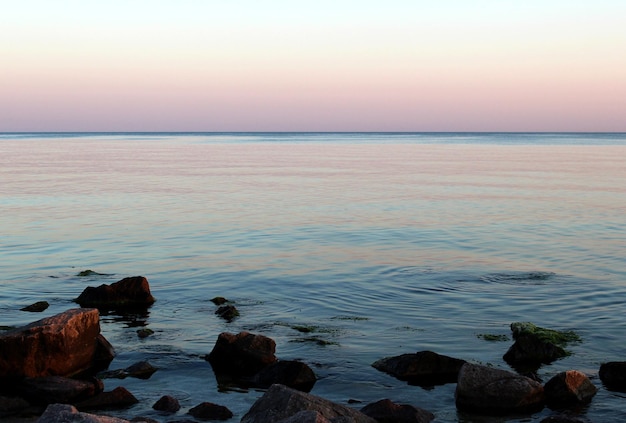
[540,414,587,422]
[372,350,466,386]
[0,395,31,416]
[599,361,626,391]
[153,395,180,412]
[0,308,113,382]
[215,304,239,321]
[240,384,377,423]
[253,360,317,392]
[188,402,233,420]
[544,370,597,407]
[211,297,228,305]
[455,363,544,414]
[38,403,130,423]
[77,270,111,277]
[20,301,49,312]
[125,361,157,379]
[75,386,138,410]
[17,376,103,405]
[131,418,160,423]
[137,328,154,338]
[75,276,155,310]
[360,399,434,423]
[207,331,277,376]
[275,410,332,423]
[504,322,578,366]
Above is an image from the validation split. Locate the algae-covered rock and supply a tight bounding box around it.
[20,301,49,312]
[504,322,580,367]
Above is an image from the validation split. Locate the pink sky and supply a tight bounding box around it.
[1,1,625,132]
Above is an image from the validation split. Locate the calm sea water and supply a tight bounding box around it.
[1,133,625,422]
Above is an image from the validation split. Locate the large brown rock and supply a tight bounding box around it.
[75,276,155,309]
[241,384,376,423]
[253,360,317,392]
[455,363,545,414]
[0,308,114,382]
[17,376,103,405]
[372,350,466,386]
[544,370,597,407]
[207,331,277,376]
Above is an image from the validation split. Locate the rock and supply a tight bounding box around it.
[215,304,239,321]
[153,395,180,412]
[599,361,626,391]
[360,399,434,423]
[17,376,103,405]
[75,276,155,310]
[544,371,597,407]
[137,328,154,338]
[455,363,544,414]
[38,403,130,423]
[20,301,49,312]
[75,386,138,410]
[0,308,114,382]
[504,322,579,366]
[207,331,277,376]
[275,410,332,423]
[253,360,317,392]
[372,350,466,386]
[0,395,31,416]
[188,402,233,420]
[540,414,587,422]
[241,384,377,423]
[125,361,157,379]
[210,297,228,305]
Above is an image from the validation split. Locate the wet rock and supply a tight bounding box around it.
[17,376,103,405]
[0,308,114,382]
[75,276,155,310]
[77,270,111,277]
[372,350,466,386]
[540,414,587,422]
[360,399,434,423]
[504,322,579,366]
[207,331,277,376]
[137,328,154,338]
[599,361,626,391]
[544,370,597,407]
[455,363,544,414]
[0,395,31,417]
[253,360,317,392]
[241,384,377,423]
[20,301,49,312]
[99,361,156,380]
[153,395,180,412]
[215,304,239,321]
[210,297,228,305]
[38,403,130,423]
[75,386,138,410]
[188,401,233,420]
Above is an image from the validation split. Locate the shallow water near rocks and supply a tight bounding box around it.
[1,132,625,422]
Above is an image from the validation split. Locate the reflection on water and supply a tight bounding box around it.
[0,133,625,422]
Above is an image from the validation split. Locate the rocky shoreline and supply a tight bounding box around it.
[1,275,625,423]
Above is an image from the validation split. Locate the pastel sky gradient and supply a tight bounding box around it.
[1,0,625,132]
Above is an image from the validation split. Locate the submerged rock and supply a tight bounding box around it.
[253,360,317,392]
[0,308,114,382]
[241,384,376,423]
[372,350,466,386]
[20,301,49,312]
[455,363,544,415]
[75,386,138,410]
[152,395,180,412]
[17,376,103,405]
[215,304,239,321]
[544,370,597,408]
[75,276,155,310]
[599,361,626,391]
[360,399,434,423]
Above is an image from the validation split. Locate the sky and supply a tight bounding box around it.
[1,0,625,132]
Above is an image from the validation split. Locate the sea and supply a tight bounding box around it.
[1,132,625,422]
